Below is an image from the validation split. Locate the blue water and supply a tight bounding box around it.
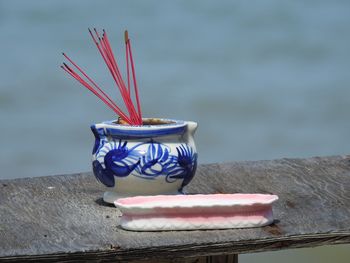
[0,1,349,262]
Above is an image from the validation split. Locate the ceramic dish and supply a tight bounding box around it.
[115,194,279,231]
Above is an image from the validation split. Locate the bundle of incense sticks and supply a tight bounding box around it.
[61,29,142,125]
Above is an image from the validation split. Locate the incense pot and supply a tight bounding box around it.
[62,30,198,203]
[91,118,198,204]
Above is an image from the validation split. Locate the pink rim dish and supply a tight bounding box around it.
[115,194,279,231]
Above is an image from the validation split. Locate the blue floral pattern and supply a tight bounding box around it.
[92,160,115,187]
[92,139,197,188]
[93,139,141,187]
[135,142,177,179]
[166,144,198,187]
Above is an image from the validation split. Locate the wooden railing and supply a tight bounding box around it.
[1,155,350,262]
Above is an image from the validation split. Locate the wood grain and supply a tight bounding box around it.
[0,155,349,262]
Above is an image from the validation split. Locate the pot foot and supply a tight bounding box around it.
[103,191,126,204]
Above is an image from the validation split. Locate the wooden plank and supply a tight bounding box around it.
[128,254,238,263]
[0,155,350,262]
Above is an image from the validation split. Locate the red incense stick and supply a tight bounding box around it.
[125,31,142,124]
[62,52,119,112]
[97,30,139,124]
[100,31,138,122]
[62,29,143,125]
[61,63,132,123]
[125,31,131,95]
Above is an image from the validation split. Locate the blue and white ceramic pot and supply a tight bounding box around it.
[91,118,198,203]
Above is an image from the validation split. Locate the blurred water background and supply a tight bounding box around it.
[0,0,349,262]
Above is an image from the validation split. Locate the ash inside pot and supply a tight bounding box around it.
[116,118,174,125]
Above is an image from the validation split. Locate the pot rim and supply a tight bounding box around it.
[91,118,189,138]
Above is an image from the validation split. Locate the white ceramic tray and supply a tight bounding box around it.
[115,194,279,231]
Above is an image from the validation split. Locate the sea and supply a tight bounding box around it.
[0,0,349,262]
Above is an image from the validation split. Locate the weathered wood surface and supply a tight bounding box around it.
[0,155,350,262]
